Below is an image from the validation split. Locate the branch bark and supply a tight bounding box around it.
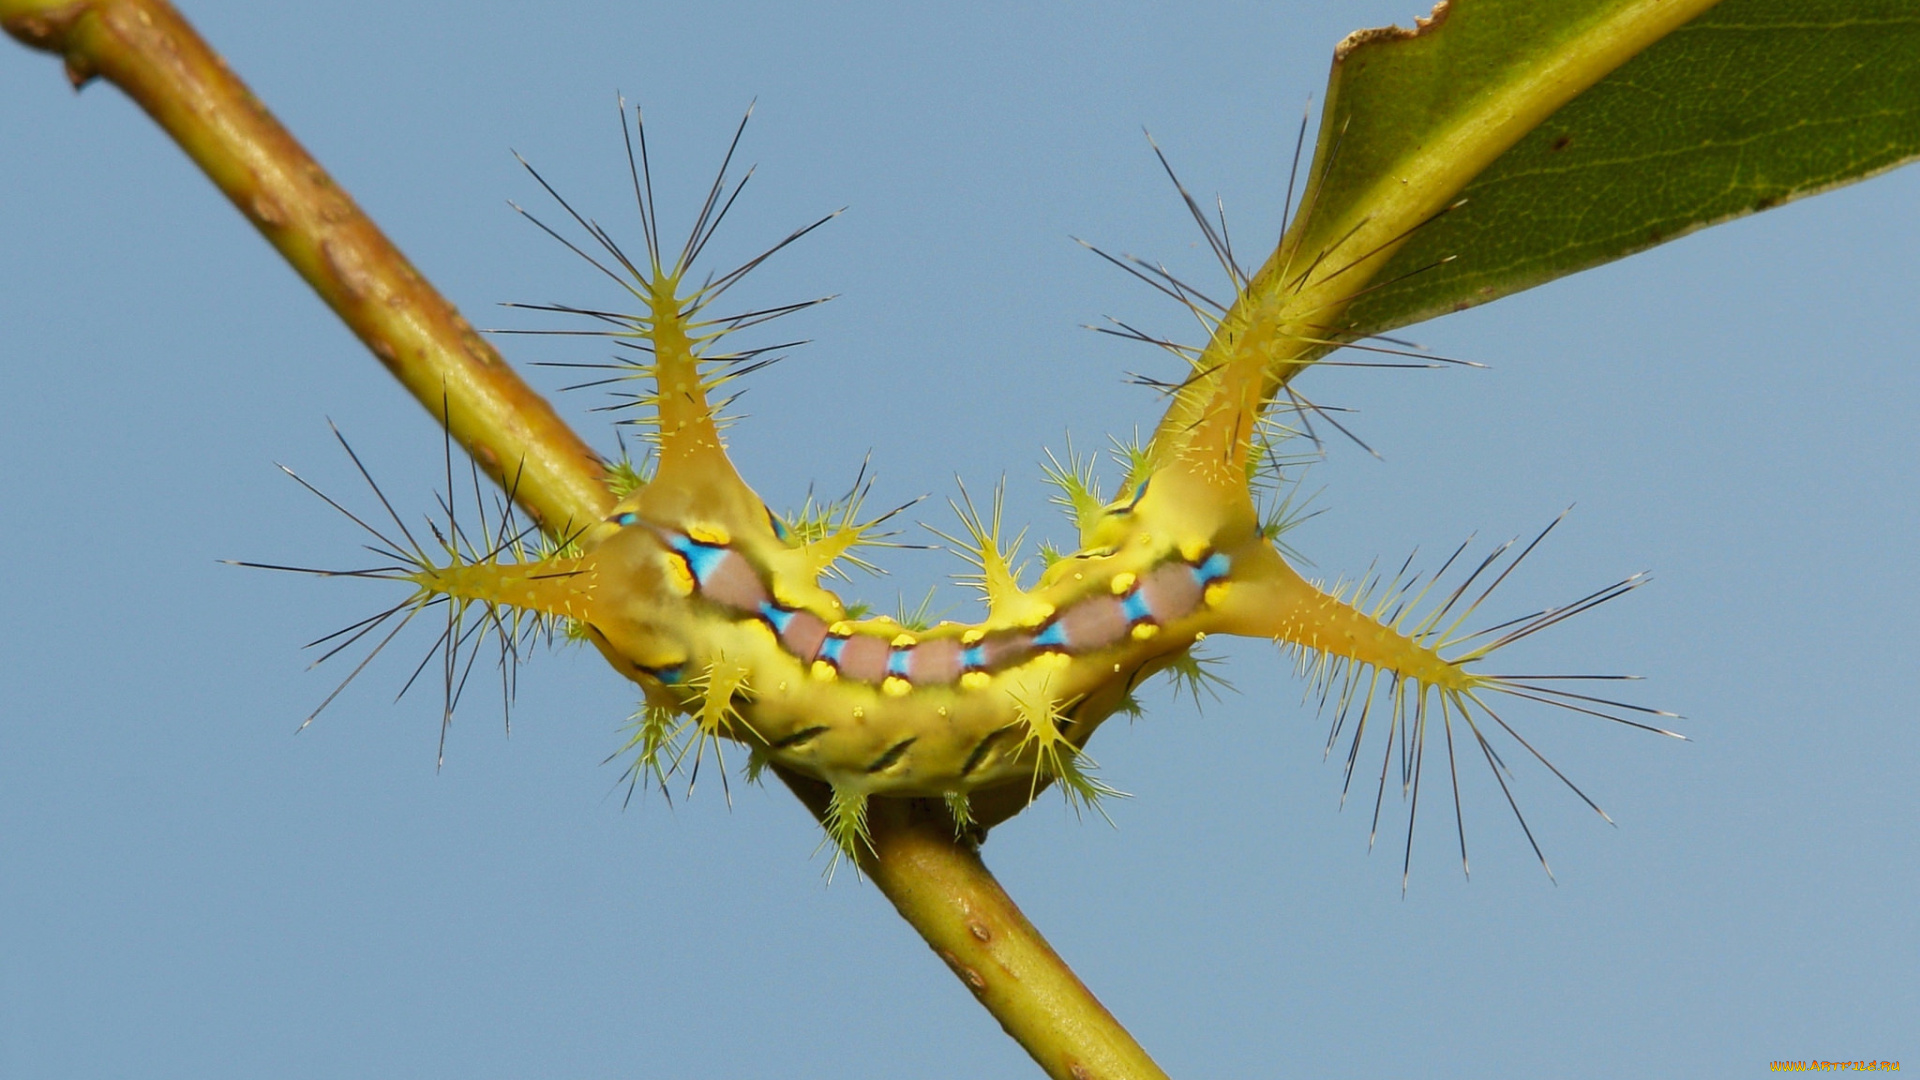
[3,0,608,536]
[2,2,1170,1076]
[781,770,1171,1080]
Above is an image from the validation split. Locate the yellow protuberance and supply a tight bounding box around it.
[415,558,597,622]
[1210,542,1476,693]
[663,556,695,597]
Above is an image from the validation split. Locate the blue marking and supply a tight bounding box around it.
[759,601,794,633]
[641,663,684,685]
[1032,622,1069,649]
[817,636,846,665]
[960,645,988,671]
[1121,591,1153,623]
[1192,551,1231,585]
[768,508,790,542]
[668,536,729,586]
[886,649,912,678]
[614,512,639,527]
[1127,477,1151,511]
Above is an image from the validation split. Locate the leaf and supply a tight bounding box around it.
[1345,0,1920,334]
[1155,0,1920,443]
[1153,0,1722,454]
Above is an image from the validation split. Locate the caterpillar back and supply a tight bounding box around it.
[259,102,1681,884]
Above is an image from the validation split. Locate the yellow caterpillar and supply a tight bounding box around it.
[285,107,1678,879]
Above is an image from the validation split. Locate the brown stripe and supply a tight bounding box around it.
[778,610,830,662]
[697,550,770,612]
[836,634,891,683]
[906,638,964,684]
[1055,595,1130,652]
[1139,561,1204,624]
[978,629,1034,668]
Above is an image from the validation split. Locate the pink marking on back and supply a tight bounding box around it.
[907,638,964,684]
[1055,595,1131,651]
[1139,561,1204,623]
[779,610,831,662]
[836,634,891,682]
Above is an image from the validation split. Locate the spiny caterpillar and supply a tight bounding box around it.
[278,103,1681,884]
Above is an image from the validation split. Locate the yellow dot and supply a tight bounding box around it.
[1194,631,1208,641]
[1109,572,1137,595]
[811,660,838,682]
[962,628,986,645]
[829,621,852,636]
[688,524,731,546]
[851,707,865,720]
[937,706,950,718]
[663,557,695,596]
[1204,582,1231,607]
[890,633,918,648]
[960,671,992,690]
[1131,623,1160,641]
[1178,538,1209,563]
[882,677,912,697]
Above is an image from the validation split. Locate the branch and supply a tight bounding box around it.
[778,770,1171,1080]
[2,2,1170,1075]
[2,0,610,536]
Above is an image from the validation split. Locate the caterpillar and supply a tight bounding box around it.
[281,104,1679,882]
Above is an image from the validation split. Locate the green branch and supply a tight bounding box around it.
[780,770,1170,1080]
[2,0,609,536]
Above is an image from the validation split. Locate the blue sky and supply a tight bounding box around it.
[2,2,1914,1076]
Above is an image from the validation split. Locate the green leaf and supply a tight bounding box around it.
[1152,0,1721,458]
[1345,0,1920,334]
[1280,0,1693,296]
[1150,0,1920,458]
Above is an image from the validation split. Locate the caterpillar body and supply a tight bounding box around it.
[303,107,1677,873]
